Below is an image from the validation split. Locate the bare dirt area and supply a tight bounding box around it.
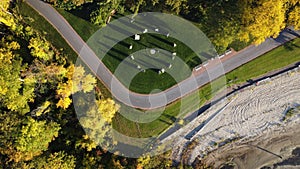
[170,67,300,167]
[201,122,300,169]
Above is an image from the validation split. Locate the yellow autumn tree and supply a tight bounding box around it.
[137,155,151,169]
[287,5,300,30]
[0,0,17,30]
[97,98,120,123]
[165,0,187,14]
[76,97,119,151]
[28,37,54,61]
[239,0,286,44]
[56,97,72,109]
[56,64,96,109]
[75,135,97,152]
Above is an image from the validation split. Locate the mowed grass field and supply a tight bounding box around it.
[102,33,200,94]
[57,9,202,94]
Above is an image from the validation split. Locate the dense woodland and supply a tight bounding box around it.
[0,0,177,168]
[0,0,300,168]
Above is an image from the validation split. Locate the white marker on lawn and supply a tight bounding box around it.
[134,34,140,40]
[150,49,156,55]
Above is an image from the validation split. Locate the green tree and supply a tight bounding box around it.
[13,117,60,162]
[91,0,125,26]
[0,38,35,114]
[130,0,145,15]
[201,0,242,52]
[0,113,60,163]
[44,0,93,10]
[0,111,22,163]
[10,151,76,169]
[26,151,76,169]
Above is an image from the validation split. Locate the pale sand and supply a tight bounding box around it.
[201,121,300,169]
[170,68,300,166]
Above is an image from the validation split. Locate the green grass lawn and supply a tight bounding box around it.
[16,1,77,62]
[226,38,300,84]
[57,9,203,94]
[102,33,200,94]
[56,8,99,42]
[113,37,300,138]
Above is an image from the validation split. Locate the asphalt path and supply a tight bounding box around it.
[26,0,300,110]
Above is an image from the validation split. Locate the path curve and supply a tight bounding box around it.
[26,0,300,109]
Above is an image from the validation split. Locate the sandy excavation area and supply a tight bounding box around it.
[201,121,300,169]
[170,67,300,167]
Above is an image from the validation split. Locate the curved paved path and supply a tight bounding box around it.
[26,0,300,109]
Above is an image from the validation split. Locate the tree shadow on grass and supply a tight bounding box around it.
[148,41,171,52]
[161,114,177,123]
[97,41,137,71]
[283,42,295,51]
[107,24,133,37]
[144,53,170,67]
[283,40,300,51]
[149,34,174,46]
[103,35,129,47]
[158,119,172,126]
[117,17,144,32]
[98,41,128,57]
[134,58,158,69]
